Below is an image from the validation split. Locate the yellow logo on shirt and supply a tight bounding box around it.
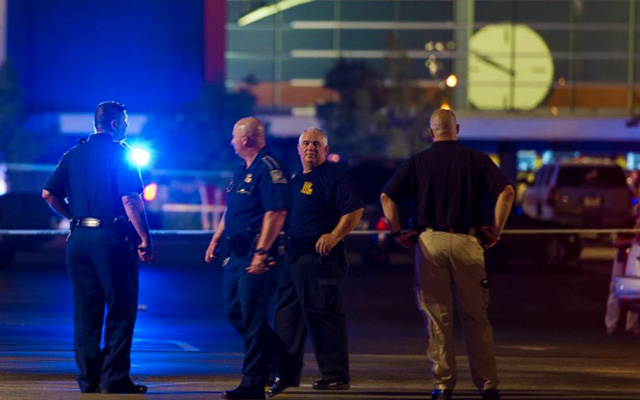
[301,181,313,195]
[244,173,253,183]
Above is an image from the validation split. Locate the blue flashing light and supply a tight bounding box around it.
[129,147,151,167]
[633,197,639,206]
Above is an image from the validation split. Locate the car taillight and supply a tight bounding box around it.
[547,187,558,207]
[143,183,158,202]
[375,217,390,231]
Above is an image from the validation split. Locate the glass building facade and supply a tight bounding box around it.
[226,0,640,113]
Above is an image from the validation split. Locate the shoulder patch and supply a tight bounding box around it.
[270,169,288,184]
[261,155,281,170]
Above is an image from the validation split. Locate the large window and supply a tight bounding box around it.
[227,0,640,112]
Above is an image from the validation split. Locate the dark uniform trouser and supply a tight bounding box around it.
[223,254,282,389]
[66,228,138,392]
[272,246,350,382]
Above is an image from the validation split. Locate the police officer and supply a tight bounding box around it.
[380,109,514,400]
[205,117,290,400]
[268,128,364,397]
[42,101,152,394]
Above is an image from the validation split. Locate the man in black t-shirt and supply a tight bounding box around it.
[268,128,364,398]
[381,109,514,400]
[42,101,152,394]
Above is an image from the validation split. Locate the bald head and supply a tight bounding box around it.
[231,117,267,162]
[429,109,459,141]
[234,117,266,147]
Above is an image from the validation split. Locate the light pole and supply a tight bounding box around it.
[0,0,7,65]
[453,0,474,110]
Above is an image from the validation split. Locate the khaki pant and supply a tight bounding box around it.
[414,230,498,391]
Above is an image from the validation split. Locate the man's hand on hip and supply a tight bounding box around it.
[479,226,501,250]
[394,231,419,249]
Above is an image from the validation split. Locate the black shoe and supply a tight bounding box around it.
[102,382,147,394]
[82,385,101,393]
[221,386,265,399]
[312,379,350,390]
[267,377,291,398]
[430,388,452,400]
[482,389,500,400]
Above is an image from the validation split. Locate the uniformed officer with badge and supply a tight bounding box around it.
[42,101,153,394]
[205,117,290,400]
[268,127,364,397]
[380,109,514,400]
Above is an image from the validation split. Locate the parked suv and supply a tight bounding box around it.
[521,159,636,228]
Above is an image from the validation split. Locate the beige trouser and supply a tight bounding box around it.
[414,229,498,391]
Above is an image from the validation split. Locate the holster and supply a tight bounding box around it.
[114,216,141,248]
[226,235,255,258]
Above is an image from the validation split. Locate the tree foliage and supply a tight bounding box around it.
[316,35,441,158]
[0,60,78,164]
[0,60,41,162]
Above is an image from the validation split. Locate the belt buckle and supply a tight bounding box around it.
[82,218,101,228]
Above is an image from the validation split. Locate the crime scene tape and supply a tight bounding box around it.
[1,229,640,236]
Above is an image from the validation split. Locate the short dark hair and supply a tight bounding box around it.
[94,101,126,129]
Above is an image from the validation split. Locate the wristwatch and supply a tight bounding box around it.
[254,248,268,256]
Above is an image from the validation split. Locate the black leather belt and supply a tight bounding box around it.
[73,217,119,229]
[286,236,318,253]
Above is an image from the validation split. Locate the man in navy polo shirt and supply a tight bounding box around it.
[268,127,364,398]
[205,117,290,400]
[42,101,152,394]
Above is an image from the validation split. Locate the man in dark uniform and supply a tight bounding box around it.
[380,109,514,400]
[205,117,290,400]
[268,127,364,398]
[42,101,153,394]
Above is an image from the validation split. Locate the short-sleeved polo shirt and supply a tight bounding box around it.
[287,162,364,240]
[44,133,143,220]
[224,147,291,237]
[382,141,512,231]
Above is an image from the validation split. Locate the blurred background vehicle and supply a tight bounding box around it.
[484,213,583,270]
[488,157,638,270]
[521,158,637,228]
[614,241,640,314]
[0,193,62,268]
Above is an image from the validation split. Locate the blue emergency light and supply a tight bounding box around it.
[129,146,151,167]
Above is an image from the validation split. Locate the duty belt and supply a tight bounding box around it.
[286,236,318,253]
[72,217,122,229]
